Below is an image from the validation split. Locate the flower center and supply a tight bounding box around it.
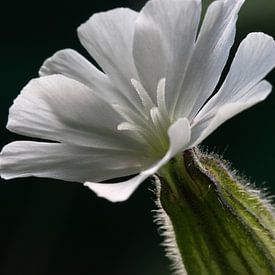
[113,79,172,160]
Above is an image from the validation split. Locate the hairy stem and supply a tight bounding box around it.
[156,148,275,275]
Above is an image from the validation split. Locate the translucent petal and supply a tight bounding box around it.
[133,0,201,105]
[191,81,272,146]
[0,142,144,183]
[7,75,139,151]
[173,0,244,119]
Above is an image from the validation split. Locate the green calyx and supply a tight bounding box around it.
[157,148,275,275]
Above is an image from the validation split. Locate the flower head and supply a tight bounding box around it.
[1,0,275,202]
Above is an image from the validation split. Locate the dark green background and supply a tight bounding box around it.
[0,1,274,274]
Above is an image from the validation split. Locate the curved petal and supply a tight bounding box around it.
[77,8,143,111]
[85,118,191,202]
[0,142,144,182]
[173,0,244,119]
[7,75,140,151]
[195,32,275,121]
[190,80,272,146]
[133,0,201,104]
[39,49,123,104]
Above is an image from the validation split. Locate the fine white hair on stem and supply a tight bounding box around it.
[152,176,187,275]
[195,146,275,217]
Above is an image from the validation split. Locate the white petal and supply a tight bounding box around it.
[173,0,244,119]
[85,118,191,202]
[84,173,148,203]
[77,8,143,111]
[190,80,272,146]
[0,142,144,182]
[133,0,201,105]
[8,75,139,151]
[39,49,123,104]
[195,33,275,120]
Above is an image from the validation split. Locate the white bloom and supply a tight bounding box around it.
[1,0,275,202]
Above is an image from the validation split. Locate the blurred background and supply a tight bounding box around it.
[0,0,274,274]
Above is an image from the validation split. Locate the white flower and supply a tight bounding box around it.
[1,0,275,202]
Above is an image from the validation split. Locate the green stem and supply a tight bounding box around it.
[157,148,275,275]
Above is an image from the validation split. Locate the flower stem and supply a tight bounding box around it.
[157,148,275,275]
